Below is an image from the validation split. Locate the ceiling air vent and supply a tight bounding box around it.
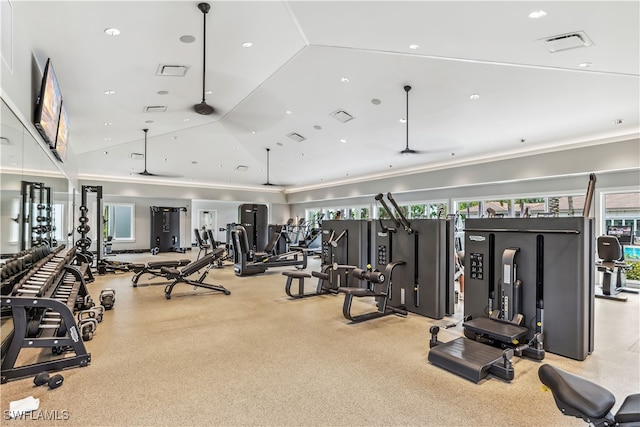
[156,64,189,77]
[330,109,355,123]
[144,106,167,113]
[130,153,144,160]
[539,31,594,53]
[287,132,306,142]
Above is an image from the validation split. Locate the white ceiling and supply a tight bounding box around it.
[14,1,640,192]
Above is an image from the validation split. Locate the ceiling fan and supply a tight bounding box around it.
[263,148,274,186]
[137,129,180,178]
[194,2,214,115]
[400,85,421,155]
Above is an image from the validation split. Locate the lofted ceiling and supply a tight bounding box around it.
[13,1,640,192]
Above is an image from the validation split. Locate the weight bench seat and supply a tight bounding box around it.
[131,259,191,286]
[283,271,313,298]
[163,249,229,299]
[337,287,386,298]
[428,337,506,383]
[464,317,529,343]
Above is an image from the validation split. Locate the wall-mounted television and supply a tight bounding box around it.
[607,224,633,245]
[53,101,69,162]
[33,58,62,148]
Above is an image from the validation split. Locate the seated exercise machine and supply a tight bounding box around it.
[429,247,544,382]
[595,235,638,302]
[162,248,230,299]
[539,364,640,426]
[231,225,307,277]
[337,262,407,322]
[130,258,192,287]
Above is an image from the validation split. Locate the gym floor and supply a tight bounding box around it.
[1,251,639,426]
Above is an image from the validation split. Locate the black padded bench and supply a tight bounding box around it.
[131,259,192,286]
[162,249,229,299]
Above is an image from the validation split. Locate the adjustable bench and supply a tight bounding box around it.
[130,258,192,286]
[162,249,230,299]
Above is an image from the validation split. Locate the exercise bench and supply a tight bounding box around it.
[162,249,230,299]
[130,258,192,287]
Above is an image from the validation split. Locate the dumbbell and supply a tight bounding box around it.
[100,288,116,310]
[150,247,160,255]
[33,371,64,389]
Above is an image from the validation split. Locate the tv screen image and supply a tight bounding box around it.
[54,101,69,162]
[33,58,62,147]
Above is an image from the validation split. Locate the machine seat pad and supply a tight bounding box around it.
[428,337,505,383]
[147,259,191,269]
[615,393,640,423]
[464,317,529,342]
[160,267,180,278]
[282,271,311,279]
[312,271,329,280]
[337,287,385,298]
[538,364,615,420]
[129,263,145,272]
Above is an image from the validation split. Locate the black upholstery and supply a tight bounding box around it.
[598,235,624,266]
[163,248,229,299]
[538,364,615,420]
[616,394,640,423]
[194,228,211,260]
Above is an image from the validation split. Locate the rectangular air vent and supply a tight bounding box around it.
[144,106,167,113]
[330,109,354,123]
[287,132,306,142]
[539,31,594,53]
[156,64,189,77]
[130,153,144,160]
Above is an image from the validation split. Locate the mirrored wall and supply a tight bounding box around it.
[1,98,73,258]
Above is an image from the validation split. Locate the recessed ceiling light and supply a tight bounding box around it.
[205,90,213,95]
[104,90,115,95]
[340,77,350,83]
[183,118,190,122]
[103,122,112,126]
[371,98,381,105]
[613,119,623,125]
[251,131,256,135]
[104,28,120,36]
[145,120,154,124]
[172,136,178,140]
[313,125,322,130]
[389,165,393,168]
[450,152,455,156]
[276,142,284,146]
[104,137,111,141]
[242,42,253,48]
[192,161,198,164]
[469,93,480,100]
[104,151,108,155]
[578,62,592,68]
[219,164,223,167]
[163,158,168,161]
[409,44,420,50]
[520,138,526,143]
[528,10,547,19]
[180,35,196,43]
[285,110,292,115]
[399,118,406,124]
[340,139,346,143]
[300,153,305,157]
[157,90,169,95]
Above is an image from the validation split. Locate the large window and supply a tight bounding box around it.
[604,192,640,247]
[103,203,135,241]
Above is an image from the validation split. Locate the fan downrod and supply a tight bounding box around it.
[194,2,214,115]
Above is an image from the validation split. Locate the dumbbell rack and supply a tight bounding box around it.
[1,245,93,383]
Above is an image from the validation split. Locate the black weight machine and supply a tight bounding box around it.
[231,225,307,276]
[162,248,230,299]
[149,206,187,255]
[428,173,597,383]
[372,193,456,320]
[594,226,638,302]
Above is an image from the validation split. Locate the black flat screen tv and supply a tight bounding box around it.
[33,58,62,148]
[54,101,69,162]
[607,225,633,245]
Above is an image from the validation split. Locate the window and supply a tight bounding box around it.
[604,192,640,247]
[103,203,135,241]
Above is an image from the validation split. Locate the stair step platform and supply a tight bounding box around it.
[463,317,529,343]
[428,337,506,383]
